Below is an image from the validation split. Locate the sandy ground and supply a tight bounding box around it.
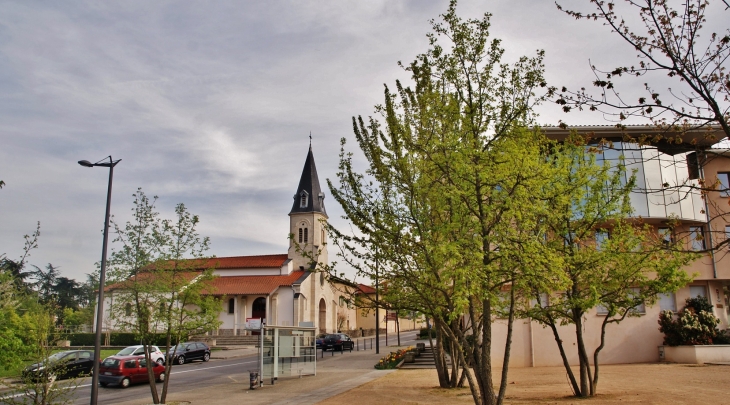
[318,363,730,404]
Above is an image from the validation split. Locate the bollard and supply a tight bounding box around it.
[249,371,259,390]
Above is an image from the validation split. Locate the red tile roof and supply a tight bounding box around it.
[104,271,202,292]
[358,283,376,294]
[204,271,307,296]
[201,254,289,270]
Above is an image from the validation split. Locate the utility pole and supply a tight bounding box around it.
[375,247,379,354]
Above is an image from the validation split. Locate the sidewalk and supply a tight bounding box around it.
[116,337,416,405]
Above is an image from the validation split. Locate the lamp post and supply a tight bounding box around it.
[375,247,379,355]
[78,156,120,405]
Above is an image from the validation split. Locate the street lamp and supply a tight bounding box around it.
[78,156,120,405]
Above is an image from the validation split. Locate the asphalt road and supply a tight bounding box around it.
[1,330,420,405]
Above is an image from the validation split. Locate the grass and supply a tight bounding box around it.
[0,349,120,379]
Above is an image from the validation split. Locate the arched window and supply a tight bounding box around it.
[228,298,235,314]
[298,228,303,243]
[304,228,308,243]
[159,302,165,314]
[321,229,325,243]
[125,303,132,317]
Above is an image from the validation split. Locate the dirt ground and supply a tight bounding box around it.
[318,363,730,404]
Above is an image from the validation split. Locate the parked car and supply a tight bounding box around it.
[23,350,96,381]
[323,333,354,352]
[167,342,211,365]
[98,355,165,388]
[115,345,165,365]
[315,333,328,349]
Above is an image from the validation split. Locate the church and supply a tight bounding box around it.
[201,145,343,335]
[101,146,355,336]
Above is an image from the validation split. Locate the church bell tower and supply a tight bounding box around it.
[288,145,328,270]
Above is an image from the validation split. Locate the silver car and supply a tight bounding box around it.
[115,345,165,365]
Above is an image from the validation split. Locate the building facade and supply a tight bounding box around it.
[487,126,730,367]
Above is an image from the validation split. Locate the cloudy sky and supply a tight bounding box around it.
[1,0,727,283]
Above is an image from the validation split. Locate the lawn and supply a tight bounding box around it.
[0,349,119,379]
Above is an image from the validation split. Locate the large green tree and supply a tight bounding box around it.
[526,136,696,397]
[326,3,559,404]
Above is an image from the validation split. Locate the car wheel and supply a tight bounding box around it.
[100,382,108,387]
[156,372,165,383]
[203,353,210,362]
[176,355,185,365]
[156,358,165,366]
[120,377,131,389]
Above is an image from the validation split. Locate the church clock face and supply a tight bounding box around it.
[320,272,324,286]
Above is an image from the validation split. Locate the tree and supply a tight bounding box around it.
[556,0,730,140]
[526,136,696,397]
[29,263,60,305]
[326,3,558,404]
[106,189,220,404]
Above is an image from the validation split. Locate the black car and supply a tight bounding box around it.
[323,333,354,352]
[23,350,96,381]
[167,342,211,365]
[315,333,327,349]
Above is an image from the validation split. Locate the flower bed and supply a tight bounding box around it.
[374,347,412,369]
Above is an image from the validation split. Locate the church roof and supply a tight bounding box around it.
[202,254,289,269]
[357,283,376,294]
[289,146,327,216]
[204,270,309,295]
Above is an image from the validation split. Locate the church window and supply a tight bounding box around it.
[304,228,308,243]
[321,229,325,243]
[299,191,309,208]
[228,298,235,314]
[299,228,303,243]
[125,303,132,317]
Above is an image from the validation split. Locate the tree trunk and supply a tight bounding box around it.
[574,313,591,397]
[144,342,160,403]
[546,318,581,395]
[432,318,450,388]
[496,284,516,405]
[480,298,496,405]
[396,311,401,346]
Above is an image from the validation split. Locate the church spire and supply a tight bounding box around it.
[290,145,327,217]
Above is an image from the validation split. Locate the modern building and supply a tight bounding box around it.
[487,125,730,367]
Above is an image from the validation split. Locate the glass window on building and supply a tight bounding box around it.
[689,285,707,299]
[718,172,730,197]
[689,226,705,251]
[595,231,609,251]
[726,225,730,249]
[658,227,672,246]
[629,287,645,314]
[658,293,676,312]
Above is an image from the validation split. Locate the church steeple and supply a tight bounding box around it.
[289,145,327,217]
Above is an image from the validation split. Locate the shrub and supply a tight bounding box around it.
[418,328,436,339]
[374,347,411,369]
[658,296,726,346]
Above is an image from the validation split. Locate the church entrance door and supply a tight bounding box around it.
[318,299,326,334]
[252,297,266,335]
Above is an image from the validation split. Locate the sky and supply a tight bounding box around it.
[1,0,728,284]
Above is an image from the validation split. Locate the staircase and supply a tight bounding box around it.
[399,347,451,369]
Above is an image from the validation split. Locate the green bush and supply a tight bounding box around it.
[62,332,172,347]
[658,296,727,346]
[418,328,436,339]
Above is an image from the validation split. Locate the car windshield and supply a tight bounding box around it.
[46,352,69,363]
[102,358,121,368]
[325,334,340,339]
[117,347,138,355]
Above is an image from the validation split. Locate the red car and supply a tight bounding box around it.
[98,355,166,388]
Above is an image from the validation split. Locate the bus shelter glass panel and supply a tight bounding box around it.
[262,327,316,382]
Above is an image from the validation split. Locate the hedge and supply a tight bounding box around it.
[60,333,174,347]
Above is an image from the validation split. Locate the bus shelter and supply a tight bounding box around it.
[257,325,316,385]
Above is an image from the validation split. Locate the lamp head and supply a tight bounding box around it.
[78,160,94,167]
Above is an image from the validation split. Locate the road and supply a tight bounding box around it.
[1,329,420,404]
